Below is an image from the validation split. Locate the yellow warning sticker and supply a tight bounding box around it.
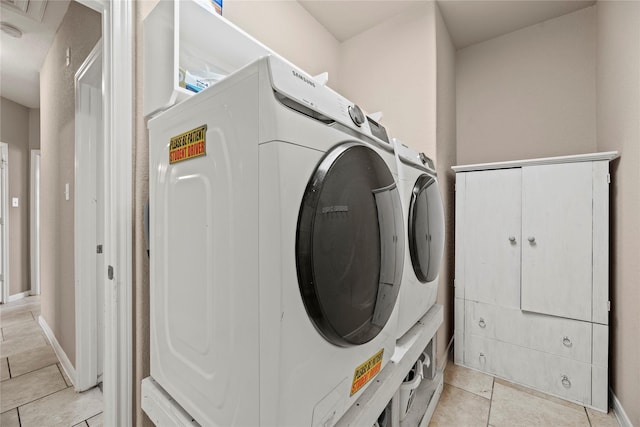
[169,125,207,164]
[350,348,384,396]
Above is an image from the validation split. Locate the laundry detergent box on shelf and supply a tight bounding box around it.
[211,0,222,15]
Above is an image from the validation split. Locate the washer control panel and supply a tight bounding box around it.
[366,116,389,143]
[348,104,365,127]
[268,55,393,147]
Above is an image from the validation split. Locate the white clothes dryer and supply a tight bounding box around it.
[149,55,405,427]
[392,139,445,339]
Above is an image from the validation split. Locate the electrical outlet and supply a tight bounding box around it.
[12,197,18,207]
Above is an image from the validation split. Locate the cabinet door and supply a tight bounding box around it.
[521,163,592,322]
[463,169,521,308]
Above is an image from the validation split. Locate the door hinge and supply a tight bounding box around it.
[96,244,103,254]
[607,301,611,311]
[108,265,114,280]
[606,173,611,184]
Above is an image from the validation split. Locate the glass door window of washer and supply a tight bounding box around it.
[297,143,404,347]
[408,175,444,283]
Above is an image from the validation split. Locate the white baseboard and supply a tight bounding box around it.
[8,291,31,302]
[38,315,77,389]
[611,389,633,427]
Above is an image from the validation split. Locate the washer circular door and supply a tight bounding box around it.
[296,142,404,347]
[408,174,445,283]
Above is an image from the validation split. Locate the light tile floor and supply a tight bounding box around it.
[0,296,622,427]
[0,296,103,427]
[429,363,620,427]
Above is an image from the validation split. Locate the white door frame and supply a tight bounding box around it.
[30,149,41,296]
[76,0,133,425]
[0,143,8,304]
[75,39,103,392]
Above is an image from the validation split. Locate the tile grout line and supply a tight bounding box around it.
[2,365,68,412]
[584,406,593,427]
[12,381,73,414]
[57,363,73,388]
[445,382,488,399]
[17,406,22,427]
[486,377,495,427]
[7,356,12,379]
[5,359,59,381]
[83,412,102,426]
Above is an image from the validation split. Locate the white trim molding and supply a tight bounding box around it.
[74,0,134,425]
[611,389,633,427]
[7,291,30,303]
[29,150,41,296]
[39,315,77,388]
[102,1,134,426]
[74,39,103,393]
[452,151,620,172]
[0,142,8,304]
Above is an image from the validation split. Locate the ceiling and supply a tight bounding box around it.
[0,1,598,109]
[300,0,595,48]
[0,0,70,109]
[298,1,419,42]
[437,0,596,48]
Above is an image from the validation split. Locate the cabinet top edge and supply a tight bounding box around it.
[452,151,620,172]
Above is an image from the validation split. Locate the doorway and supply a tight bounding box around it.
[0,142,8,304]
[75,39,105,391]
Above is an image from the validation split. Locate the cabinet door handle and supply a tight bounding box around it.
[479,352,486,364]
[478,318,486,328]
[561,375,571,389]
[508,236,516,243]
[528,236,536,243]
[562,336,572,347]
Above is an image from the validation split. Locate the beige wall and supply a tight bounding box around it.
[223,0,341,84]
[434,3,456,367]
[337,3,437,158]
[40,1,101,367]
[595,2,640,425]
[456,6,597,165]
[0,97,31,295]
[29,109,41,150]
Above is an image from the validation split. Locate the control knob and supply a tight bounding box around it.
[348,105,365,127]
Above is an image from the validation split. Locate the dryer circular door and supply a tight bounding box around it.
[296,142,404,347]
[408,174,445,283]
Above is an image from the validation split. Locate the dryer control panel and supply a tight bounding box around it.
[394,138,436,174]
[268,55,392,148]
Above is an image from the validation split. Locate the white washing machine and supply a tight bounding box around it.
[148,55,405,427]
[392,139,445,339]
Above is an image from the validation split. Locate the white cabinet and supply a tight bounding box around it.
[521,162,593,321]
[453,152,618,412]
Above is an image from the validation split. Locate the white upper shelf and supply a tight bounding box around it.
[452,151,620,172]
[144,0,277,117]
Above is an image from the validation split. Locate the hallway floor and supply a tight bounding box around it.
[1,296,103,427]
[430,362,620,427]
